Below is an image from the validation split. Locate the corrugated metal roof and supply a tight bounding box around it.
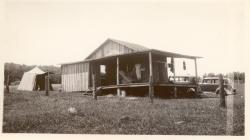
[109,38,149,51]
[60,38,202,65]
[61,49,202,65]
[85,38,149,60]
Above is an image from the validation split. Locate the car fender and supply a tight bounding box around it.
[216,87,232,95]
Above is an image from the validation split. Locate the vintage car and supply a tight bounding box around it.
[169,76,196,84]
[199,77,236,95]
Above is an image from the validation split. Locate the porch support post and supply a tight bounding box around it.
[117,57,121,96]
[173,57,176,83]
[149,52,154,103]
[92,74,97,100]
[165,57,169,83]
[172,57,177,98]
[194,58,198,83]
[91,63,97,100]
[194,58,198,94]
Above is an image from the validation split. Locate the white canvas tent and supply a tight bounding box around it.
[18,67,45,91]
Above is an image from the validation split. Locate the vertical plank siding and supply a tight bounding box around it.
[88,41,134,59]
[61,40,139,92]
[61,62,89,92]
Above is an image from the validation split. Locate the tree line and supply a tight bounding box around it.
[4,62,61,85]
[4,62,245,85]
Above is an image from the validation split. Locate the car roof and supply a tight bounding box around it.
[203,77,230,80]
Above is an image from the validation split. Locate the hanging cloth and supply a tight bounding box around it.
[135,64,141,80]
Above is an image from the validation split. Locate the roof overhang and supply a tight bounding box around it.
[60,49,202,66]
[151,49,202,59]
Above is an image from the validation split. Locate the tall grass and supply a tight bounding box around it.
[2,84,244,135]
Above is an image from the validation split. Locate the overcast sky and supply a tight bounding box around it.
[0,0,247,76]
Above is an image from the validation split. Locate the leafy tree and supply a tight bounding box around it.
[207,73,216,77]
[4,63,61,85]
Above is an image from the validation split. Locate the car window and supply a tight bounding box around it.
[203,78,231,85]
[203,79,212,84]
[214,79,219,84]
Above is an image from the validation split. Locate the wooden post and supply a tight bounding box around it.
[237,73,240,84]
[174,86,177,98]
[92,74,97,100]
[173,57,176,83]
[219,74,226,108]
[91,63,97,100]
[149,75,154,103]
[194,58,198,94]
[165,57,169,83]
[172,57,177,98]
[117,57,121,96]
[90,63,93,87]
[6,75,10,93]
[226,86,234,135]
[194,58,198,84]
[95,63,100,89]
[149,52,154,103]
[45,76,49,96]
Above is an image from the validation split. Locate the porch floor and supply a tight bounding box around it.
[99,83,198,90]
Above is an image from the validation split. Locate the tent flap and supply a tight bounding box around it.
[17,72,37,91]
[17,67,49,91]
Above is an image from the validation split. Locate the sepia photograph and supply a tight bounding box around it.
[0,0,247,136]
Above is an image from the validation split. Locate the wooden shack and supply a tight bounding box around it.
[61,38,201,97]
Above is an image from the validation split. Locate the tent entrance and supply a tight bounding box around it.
[34,73,53,91]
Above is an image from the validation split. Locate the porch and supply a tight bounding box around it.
[89,49,200,99]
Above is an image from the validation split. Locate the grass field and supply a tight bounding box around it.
[2,84,244,135]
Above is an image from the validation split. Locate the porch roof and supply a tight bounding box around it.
[60,49,202,65]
